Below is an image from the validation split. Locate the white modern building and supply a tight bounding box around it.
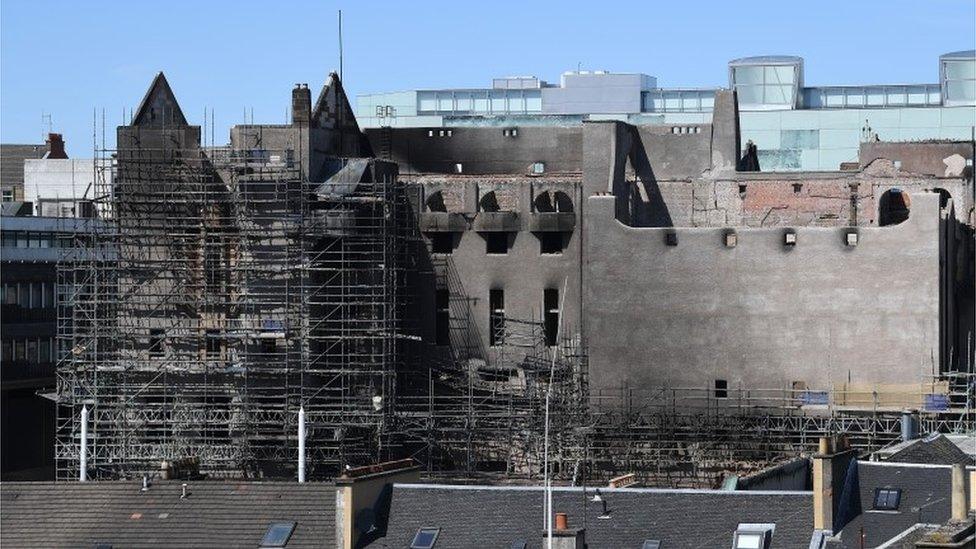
[357,51,976,171]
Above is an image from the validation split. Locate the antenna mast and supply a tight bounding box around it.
[338,10,344,81]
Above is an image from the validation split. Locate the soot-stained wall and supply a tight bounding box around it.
[583,192,942,395]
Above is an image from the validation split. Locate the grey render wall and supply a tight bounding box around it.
[582,192,942,394]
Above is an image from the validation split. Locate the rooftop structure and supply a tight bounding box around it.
[358,50,976,171]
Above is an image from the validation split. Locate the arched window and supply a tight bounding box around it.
[425,190,447,212]
[533,190,573,213]
[878,188,911,226]
[479,191,500,212]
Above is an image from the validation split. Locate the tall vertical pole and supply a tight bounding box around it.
[79,405,88,482]
[338,10,343,82]
[298,406,306,483]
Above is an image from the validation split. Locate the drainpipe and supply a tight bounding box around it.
[298,406,306,483]
[79,405,88,482]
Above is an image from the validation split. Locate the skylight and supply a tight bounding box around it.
[642,540,662,549]
[410,527,440,549]
[260,521,296,548]
[873,488,901,511]
[733,523,774,549]
[511,540,528,549]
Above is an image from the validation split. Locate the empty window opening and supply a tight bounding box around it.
[714,379,728,399]
[738,184,748,197]
[425,190,447,212]
[873,488,901,510]
[479,191,501,212]
[205,329,222,359]
[149,329,165,358]
[539,232,565,255]
[435,289,450,346]
[489,289,505,346]
[792,183,803,194]
[485,232,510,255]
[533,190,574,213]
[878,188,911,226]
[429,233,454,255]
[261,338,279,355]
[544,288,560,347]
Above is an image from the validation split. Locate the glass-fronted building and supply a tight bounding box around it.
[357,51,976,171]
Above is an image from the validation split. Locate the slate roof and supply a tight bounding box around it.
[0,480,336,548]
[830,462,954,548]
[876,434,975,466]
[366,484,815,549]
[1,143,48,189]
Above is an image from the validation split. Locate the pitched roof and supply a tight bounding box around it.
[878,434,975,466]
[1,143,48,189]
[0,480,336,548]
[366,484,815,548]
[311,72,360,133]
[133,72,188,127]
[830,462,954,548]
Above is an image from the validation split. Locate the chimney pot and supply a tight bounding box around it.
[555,512,568,531]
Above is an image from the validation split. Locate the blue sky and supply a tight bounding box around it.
[2,0,973,155]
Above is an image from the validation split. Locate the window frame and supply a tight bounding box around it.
[410,527,441,549]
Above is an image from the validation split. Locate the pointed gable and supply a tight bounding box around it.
[311,72,361,132]
[133,72,188,127]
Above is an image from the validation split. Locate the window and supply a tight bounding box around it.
[1,340,11,362]
[485,233,509,255]
[733,524,774,549]
[3,284,16,304]
[148,329,165,358]
[26,339,38,363]
[539,233,564,255]
[260,521,296,548]
[873,488,901,510]
[205,330,222,359]
[714,379,728,399]
[642,541,661,549]
[261,338,279,355]
[429,233,454,255]
[489,289,504,346]
[532,162,545,175]
[665,232,678,246]
[410,528,440,549]
[784,231,797,246]
[544,288,559,347]
[435,289,450,346]
[1,189,13,202]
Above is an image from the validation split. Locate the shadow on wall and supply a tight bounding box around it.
[627,129,673,228]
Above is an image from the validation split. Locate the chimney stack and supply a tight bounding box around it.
[812,435,860,534]
[900,410,919,442]
[544,512,585,549]
[46,133,67,159]
[951,464,967,521]
[292,84,311,127]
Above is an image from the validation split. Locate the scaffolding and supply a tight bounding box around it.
[56,133,414,480]
[52,121,974,485]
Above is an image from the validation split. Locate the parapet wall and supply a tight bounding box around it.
[583,192,942,394]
